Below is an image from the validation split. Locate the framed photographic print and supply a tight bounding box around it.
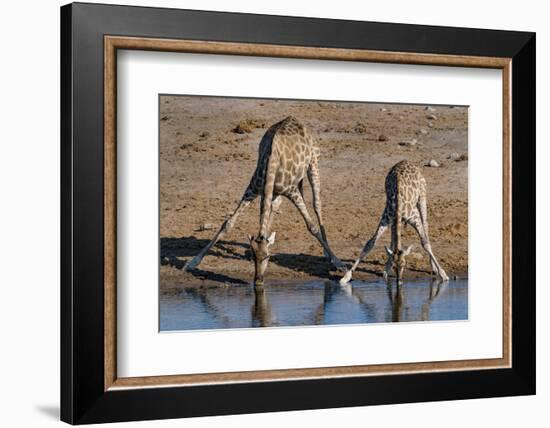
[60,2,536,424]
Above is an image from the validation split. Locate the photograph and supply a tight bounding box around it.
[159,95,469,331]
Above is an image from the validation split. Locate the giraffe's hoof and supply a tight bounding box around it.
[339,271,352,285]
[184,258,200,271]
[439,271,450,282]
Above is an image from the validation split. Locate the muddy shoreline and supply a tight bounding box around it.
[160,96,468,290]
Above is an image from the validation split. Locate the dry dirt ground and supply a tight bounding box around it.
[160,95,468,288]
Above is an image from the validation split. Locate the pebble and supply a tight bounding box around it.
[419,129,429,135]
[426,114,438,120]
[425,106,436,112]
[399,139,418,147]
[195,223,216,231]
[380,107,388,112]
[378,134,388,142]
[448,152,468,162]
[427,122,434,128]
[425,159,440,167]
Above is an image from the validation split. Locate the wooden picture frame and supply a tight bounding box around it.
[61,2,535,424]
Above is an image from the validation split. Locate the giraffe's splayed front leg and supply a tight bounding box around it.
[184,256,201,271]
[437,267,450,282]
[339,269,353,285]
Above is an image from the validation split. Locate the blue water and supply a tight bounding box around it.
[159,279,468,331]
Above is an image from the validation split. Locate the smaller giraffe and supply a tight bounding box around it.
[340,160,449,285]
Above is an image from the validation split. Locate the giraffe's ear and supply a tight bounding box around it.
[267,231,276,246]
[403,244,414,256]
[385,246,393,256]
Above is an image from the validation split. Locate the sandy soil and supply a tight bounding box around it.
[159,95,468,288]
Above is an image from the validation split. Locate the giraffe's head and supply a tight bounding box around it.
[385,245,414,282]
[248,232,276,287]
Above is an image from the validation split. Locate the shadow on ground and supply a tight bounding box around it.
[160,236,432,284]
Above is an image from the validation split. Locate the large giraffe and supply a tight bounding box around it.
[184,116,344,286]
[340,160,449,285]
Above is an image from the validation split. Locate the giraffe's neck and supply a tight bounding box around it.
[395,177,403,252]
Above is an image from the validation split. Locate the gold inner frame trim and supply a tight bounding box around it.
[104,35,512,391]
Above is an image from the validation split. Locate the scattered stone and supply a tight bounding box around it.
[427,122,434,128]
[198,131,210,139]
[232,123,252,134]
[195,223,216,232]
[231,118,265,134]
[378,134,389,142]
[448,152,468,162]
[425,159,440,167]
[426,114,438,120]
[160,115,169,121]
[399,139,418,147]
[353,123,368,134]
[398,116,404,120]
[232,124,252,134]
[380,107,387,112]
[425,106,436,112]
[419,129,429,135]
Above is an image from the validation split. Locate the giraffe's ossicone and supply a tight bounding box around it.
[185,116,345,286]
[340,160,449,285]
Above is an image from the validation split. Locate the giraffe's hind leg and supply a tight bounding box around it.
[286,189,345,271]
[307,160,331,261]
[383,221,396,281]
[184,187,258,271]
[266,196,282,232]
[408,212,449,281]
[340,213,389,285]
[417,193,438,275]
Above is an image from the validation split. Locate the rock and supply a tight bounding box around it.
[231,118,265,134]
[353,123,367,134]
[199,131,210,139]
[399,139,418,147]
[380,107,387,112]
[425,159,440,167]
[426,114,438,120]
[419,129,429,135]
[195,223,216,232]
[378,134,388,142]
[427,122,434,128]
[425,106,436,112]
[232,124,249,134]
[160,115,169,121]
[448,152,468,162]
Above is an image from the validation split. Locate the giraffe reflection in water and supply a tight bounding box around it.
[160,278,466,331]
